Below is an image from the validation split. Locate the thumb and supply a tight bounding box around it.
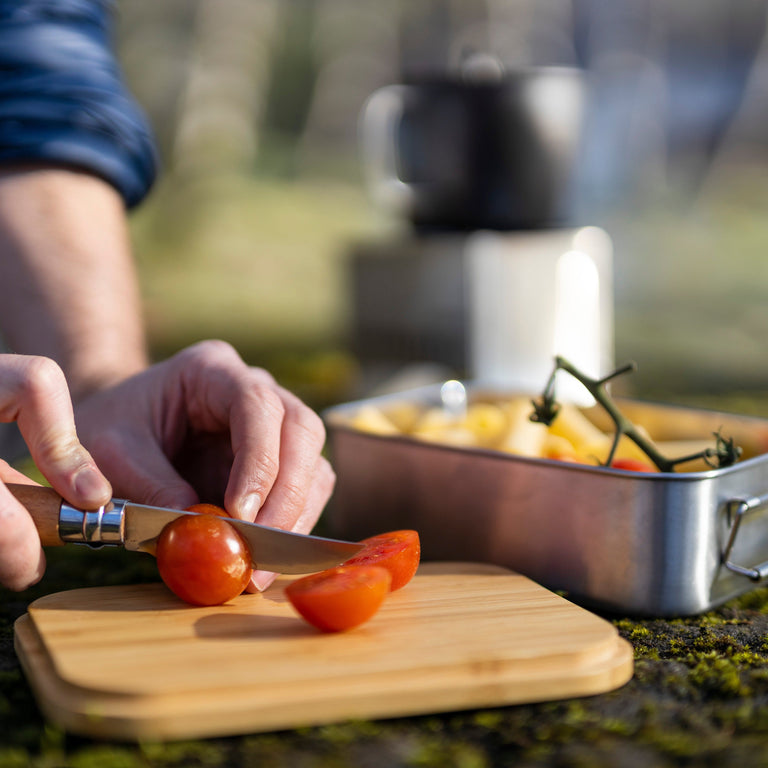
[1,356,111,509]
[0,467,45,590]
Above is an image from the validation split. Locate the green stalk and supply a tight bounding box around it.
[530,356,741,472]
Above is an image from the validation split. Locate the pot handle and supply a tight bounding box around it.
[359,85,418,216]
[723,493,768,580]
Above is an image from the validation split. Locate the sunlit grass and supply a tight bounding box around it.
[131,171,390,357]
[129,161,768,402]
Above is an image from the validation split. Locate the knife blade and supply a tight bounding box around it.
[6,483,363,573]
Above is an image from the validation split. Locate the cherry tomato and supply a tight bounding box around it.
[610,457,656,472]
[156,513,252,606]
[343,530,420,591]
[185,502,229,517]
[285,565,391,632]
[546,451,585,464]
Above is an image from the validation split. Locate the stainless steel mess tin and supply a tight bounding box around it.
[323,384,768,616]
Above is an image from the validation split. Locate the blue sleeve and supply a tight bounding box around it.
[0,0,158,208]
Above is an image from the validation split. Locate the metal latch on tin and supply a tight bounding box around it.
[723,493,768,581]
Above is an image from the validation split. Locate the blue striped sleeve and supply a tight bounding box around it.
[0,0,158,208]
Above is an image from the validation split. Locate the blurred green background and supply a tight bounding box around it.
[116,1,768,406]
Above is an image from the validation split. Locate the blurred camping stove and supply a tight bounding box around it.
[349,227,613,403]
[351,60,614,403]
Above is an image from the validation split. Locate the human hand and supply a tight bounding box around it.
[0,354,112,590]
[73,341,336,591]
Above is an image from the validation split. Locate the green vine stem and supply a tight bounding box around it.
[530,356,742,472]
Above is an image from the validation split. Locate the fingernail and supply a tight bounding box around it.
[238,493,262,522]
[250,570,277,593]
[73,466,110,504]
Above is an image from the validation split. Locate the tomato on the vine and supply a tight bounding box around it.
[343,530,420,591]
[156,505,252,606]
[285,565,391,632]
[610,457,656,472]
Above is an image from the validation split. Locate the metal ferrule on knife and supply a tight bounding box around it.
[58,499,127,548]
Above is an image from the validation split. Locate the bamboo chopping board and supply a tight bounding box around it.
[14,562,633,741]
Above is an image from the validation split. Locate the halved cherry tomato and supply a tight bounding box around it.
[285,565,391,632]
[343,530,420,591]
[610,457,656,472]
[156,511,252,606]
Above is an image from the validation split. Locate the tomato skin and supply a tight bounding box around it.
[546,451,585,464]
[343,530,420,591]
[610,457,656,472]
[177,502,253,599]
[285,565,391,632]
[185,502,229,517]
[156,513,252,606]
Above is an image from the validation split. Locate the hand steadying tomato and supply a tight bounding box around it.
[343,530,420,591]
[285,565,391,632]
[156,504,252,606]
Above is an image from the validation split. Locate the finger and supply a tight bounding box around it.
[0,355,111,509]
[228,386,326,530]
[220,373,286,521]
[0,479,45,590]
[165,342,284,519]
[246,457,336,593]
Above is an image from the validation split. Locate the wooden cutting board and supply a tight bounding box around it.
[14,562,633,741]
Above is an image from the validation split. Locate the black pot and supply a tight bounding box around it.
[360,66,586,231]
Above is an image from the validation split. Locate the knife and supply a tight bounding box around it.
[6,483,363,573]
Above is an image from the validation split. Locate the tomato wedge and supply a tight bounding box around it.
[343,530,420,591]
[156,507,252,606]
[285,565,392,632]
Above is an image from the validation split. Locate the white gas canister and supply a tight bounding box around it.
[466,226,614,405]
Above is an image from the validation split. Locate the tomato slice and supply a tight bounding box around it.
[343,530,420,591]
[610,457,656,472]
[285,565,391,632]
[156,512,252,606]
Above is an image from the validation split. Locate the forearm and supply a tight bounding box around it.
[0,166,149,400]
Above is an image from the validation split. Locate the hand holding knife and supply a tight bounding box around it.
[6,483,362,574]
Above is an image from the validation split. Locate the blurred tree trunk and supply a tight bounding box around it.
[297,1,400,174]
[171,0,279,176]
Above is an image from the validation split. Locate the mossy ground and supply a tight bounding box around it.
[5,546,768,768]
[5,388,768,768]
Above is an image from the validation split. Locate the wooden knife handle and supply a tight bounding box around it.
[5,483,64,547]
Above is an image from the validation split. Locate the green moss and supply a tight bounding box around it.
[632,644,661,660]
[69,746,149,768]
[731,587,768,613]
[406,738,489,768]
[138,740,228,766]
[731,650,768,667]
[600,718,636,737]
[0,748,29,768]
[471,711,505,730]
[688,654,752,697]
[643,726,714,759]
[668,637,689,655]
